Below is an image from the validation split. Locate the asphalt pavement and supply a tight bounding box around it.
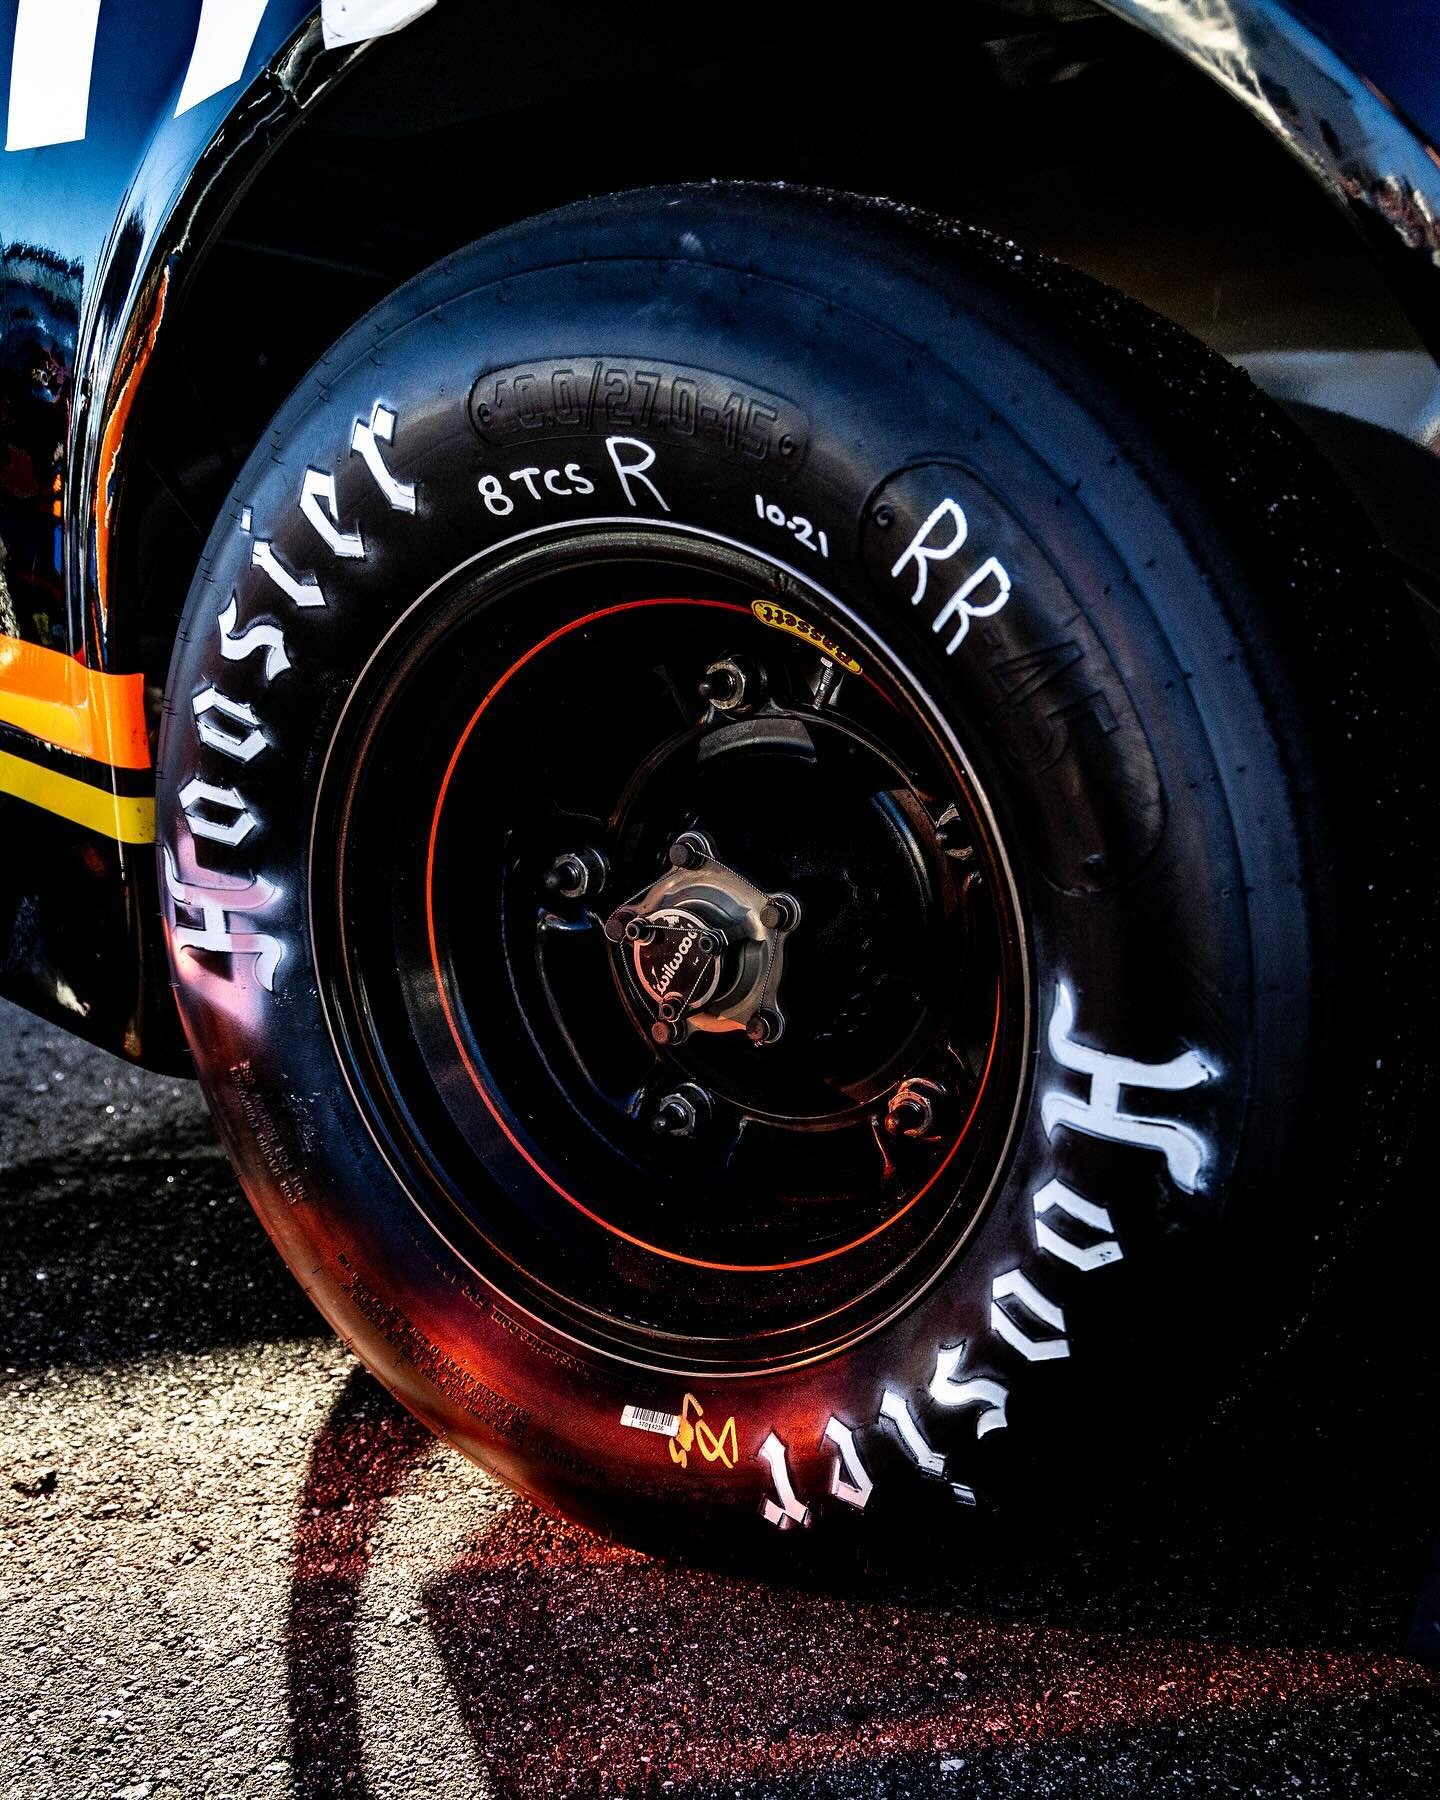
[1,998,1438,1798]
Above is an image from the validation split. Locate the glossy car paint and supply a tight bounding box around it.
[0,0,1436,1068]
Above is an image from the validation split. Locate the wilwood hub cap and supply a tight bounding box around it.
[605,831,801,1047]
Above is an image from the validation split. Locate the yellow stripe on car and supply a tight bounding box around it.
[0,748,155,843]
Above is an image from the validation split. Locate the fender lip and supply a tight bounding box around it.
[1098,0,1440,355]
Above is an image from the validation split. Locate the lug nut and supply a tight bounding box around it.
[759,894,801,932]
[650,1085,711,1137]
[543,847,606,900]
[885,1080,945,1138]
[699,658,755,712]
[935,813,975,861]
[745,1008,783,1047]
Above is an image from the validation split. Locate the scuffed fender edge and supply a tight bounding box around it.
[1098,0,1440,357]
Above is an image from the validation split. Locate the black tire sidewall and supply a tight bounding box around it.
[158,188,1327,1539]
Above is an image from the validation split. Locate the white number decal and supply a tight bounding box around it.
[753,491,829,557]
[477,474,514,516]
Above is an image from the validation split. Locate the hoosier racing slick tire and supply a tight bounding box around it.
[157,184,1430,1549]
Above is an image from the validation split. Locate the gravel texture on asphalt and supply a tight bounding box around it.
[1,999,1437,1798]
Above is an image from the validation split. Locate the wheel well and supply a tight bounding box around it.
[125,0,1436,689]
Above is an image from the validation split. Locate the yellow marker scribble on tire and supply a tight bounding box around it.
[750,600,863,674]
[667,1392,738,1470]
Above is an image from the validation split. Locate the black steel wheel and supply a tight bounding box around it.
[157,184,1431,1550]
[313,533,1027,1372]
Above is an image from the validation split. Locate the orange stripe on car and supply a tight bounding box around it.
[0,634,151,769]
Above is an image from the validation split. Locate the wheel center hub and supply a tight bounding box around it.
[604,832,800,1047]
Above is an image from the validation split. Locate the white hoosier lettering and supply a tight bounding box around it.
[191,685,268,763]
[252,540,324,609]
[757,1431,811,1530]
[178,776,257,848]
[878,1387,946,1476]
[300,468,365,559]
[351,402,417,514]
[1042,982,1216,1193]
[218,596,291,680]
[163,836,282,992]
[990,1268,1070,1363]
[928,1345,1009,1437]
[822,1416,873,1510]
[1032,1177,1123,1271]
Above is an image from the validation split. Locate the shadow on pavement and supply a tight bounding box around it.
[283,1171,1440,1800]
[1,1000,1435,1795]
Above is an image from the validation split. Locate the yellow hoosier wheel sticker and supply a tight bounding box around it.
[750,600,863,675]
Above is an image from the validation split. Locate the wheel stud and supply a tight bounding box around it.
[746,1008,783,1046]
[650,1085,711,1137]
[760,894,801,932]
[543,848,606,900]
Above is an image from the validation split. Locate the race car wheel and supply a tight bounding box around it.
[157,185,1429,1546]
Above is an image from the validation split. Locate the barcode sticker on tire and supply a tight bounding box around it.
[620,1405,681,1437]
